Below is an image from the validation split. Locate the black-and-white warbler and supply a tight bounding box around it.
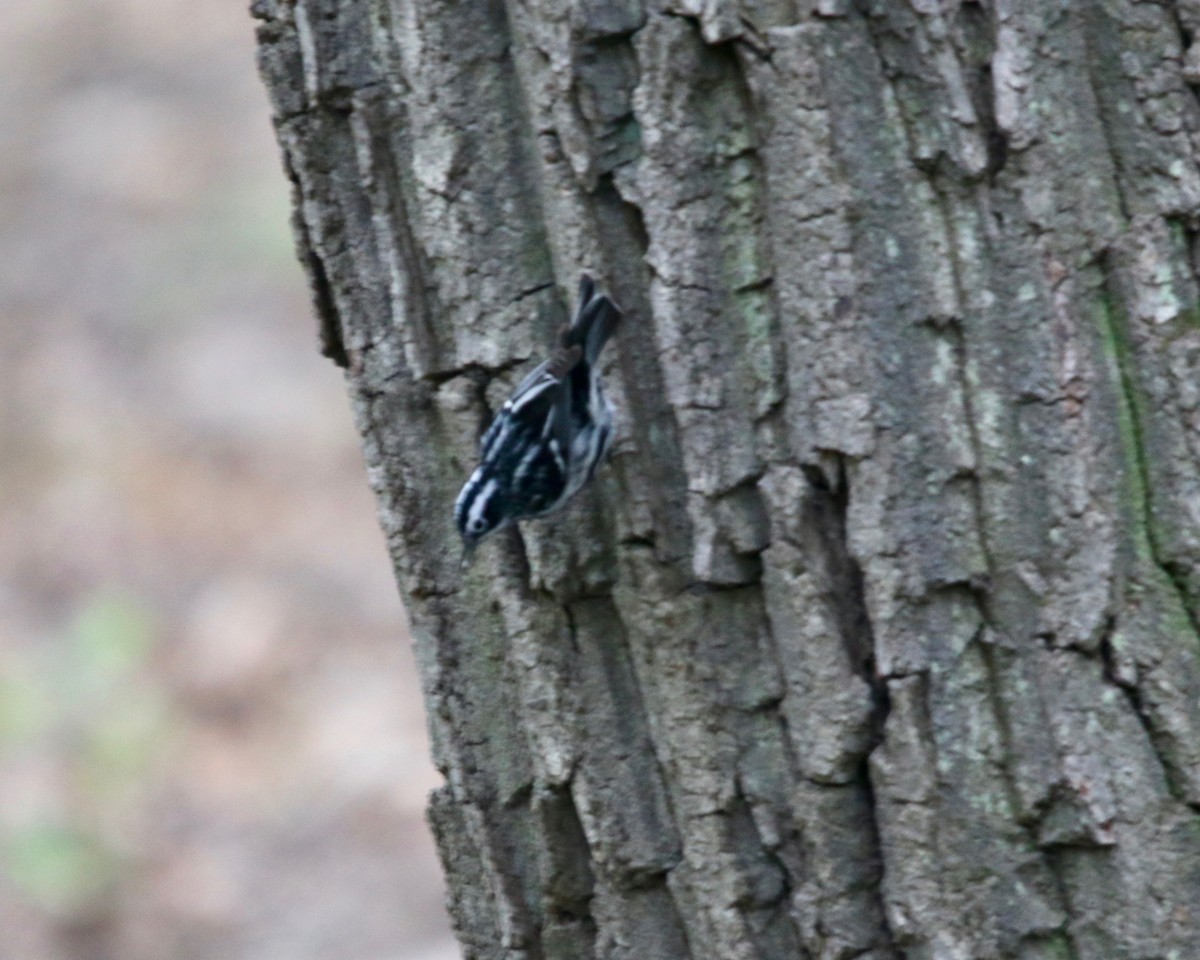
[455,274,622,553]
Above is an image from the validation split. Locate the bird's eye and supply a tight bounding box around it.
[470,518,487,533]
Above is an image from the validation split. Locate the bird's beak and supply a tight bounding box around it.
[460,542,476,570]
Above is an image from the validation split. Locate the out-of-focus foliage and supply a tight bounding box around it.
[0,2,455,958]
[3,592,165,915]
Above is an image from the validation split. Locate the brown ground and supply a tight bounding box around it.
[0,2,455,957]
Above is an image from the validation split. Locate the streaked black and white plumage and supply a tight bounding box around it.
[455,274,622,552]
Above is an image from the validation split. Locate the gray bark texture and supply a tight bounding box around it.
[252,1,1200,957]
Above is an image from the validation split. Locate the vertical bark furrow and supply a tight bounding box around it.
[818,4,1200,957]
[1083,0,1200,627]
[630,16,778,584]
[1093,276,1200,806]
[611,553,801,960]
[591,177,694,563]
[346,89,446,381]
[502,10,751,958]
[738,37,902,950]
[760,466,898,956]
[429,789,510,959]
[860,0,991,177]
[589,873,693,960]
[386,0,563,375]
[501,5,696,573]
[560,596,682,880]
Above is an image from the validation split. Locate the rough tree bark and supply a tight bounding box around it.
[253,1,1200,957]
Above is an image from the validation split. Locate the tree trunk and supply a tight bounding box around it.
[252,1,1200,957]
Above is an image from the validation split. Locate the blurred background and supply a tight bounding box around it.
[0,2,455,958]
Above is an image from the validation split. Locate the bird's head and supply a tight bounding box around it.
[454,471,508,556]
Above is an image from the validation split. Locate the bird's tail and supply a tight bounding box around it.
[565,273,622,366]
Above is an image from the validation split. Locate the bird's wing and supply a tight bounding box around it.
[480,346,582,456]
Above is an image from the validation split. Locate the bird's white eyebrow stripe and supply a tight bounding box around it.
[455,467,483,515]
[467,478,496,529]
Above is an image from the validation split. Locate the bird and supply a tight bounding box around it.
[454,274,622,556]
